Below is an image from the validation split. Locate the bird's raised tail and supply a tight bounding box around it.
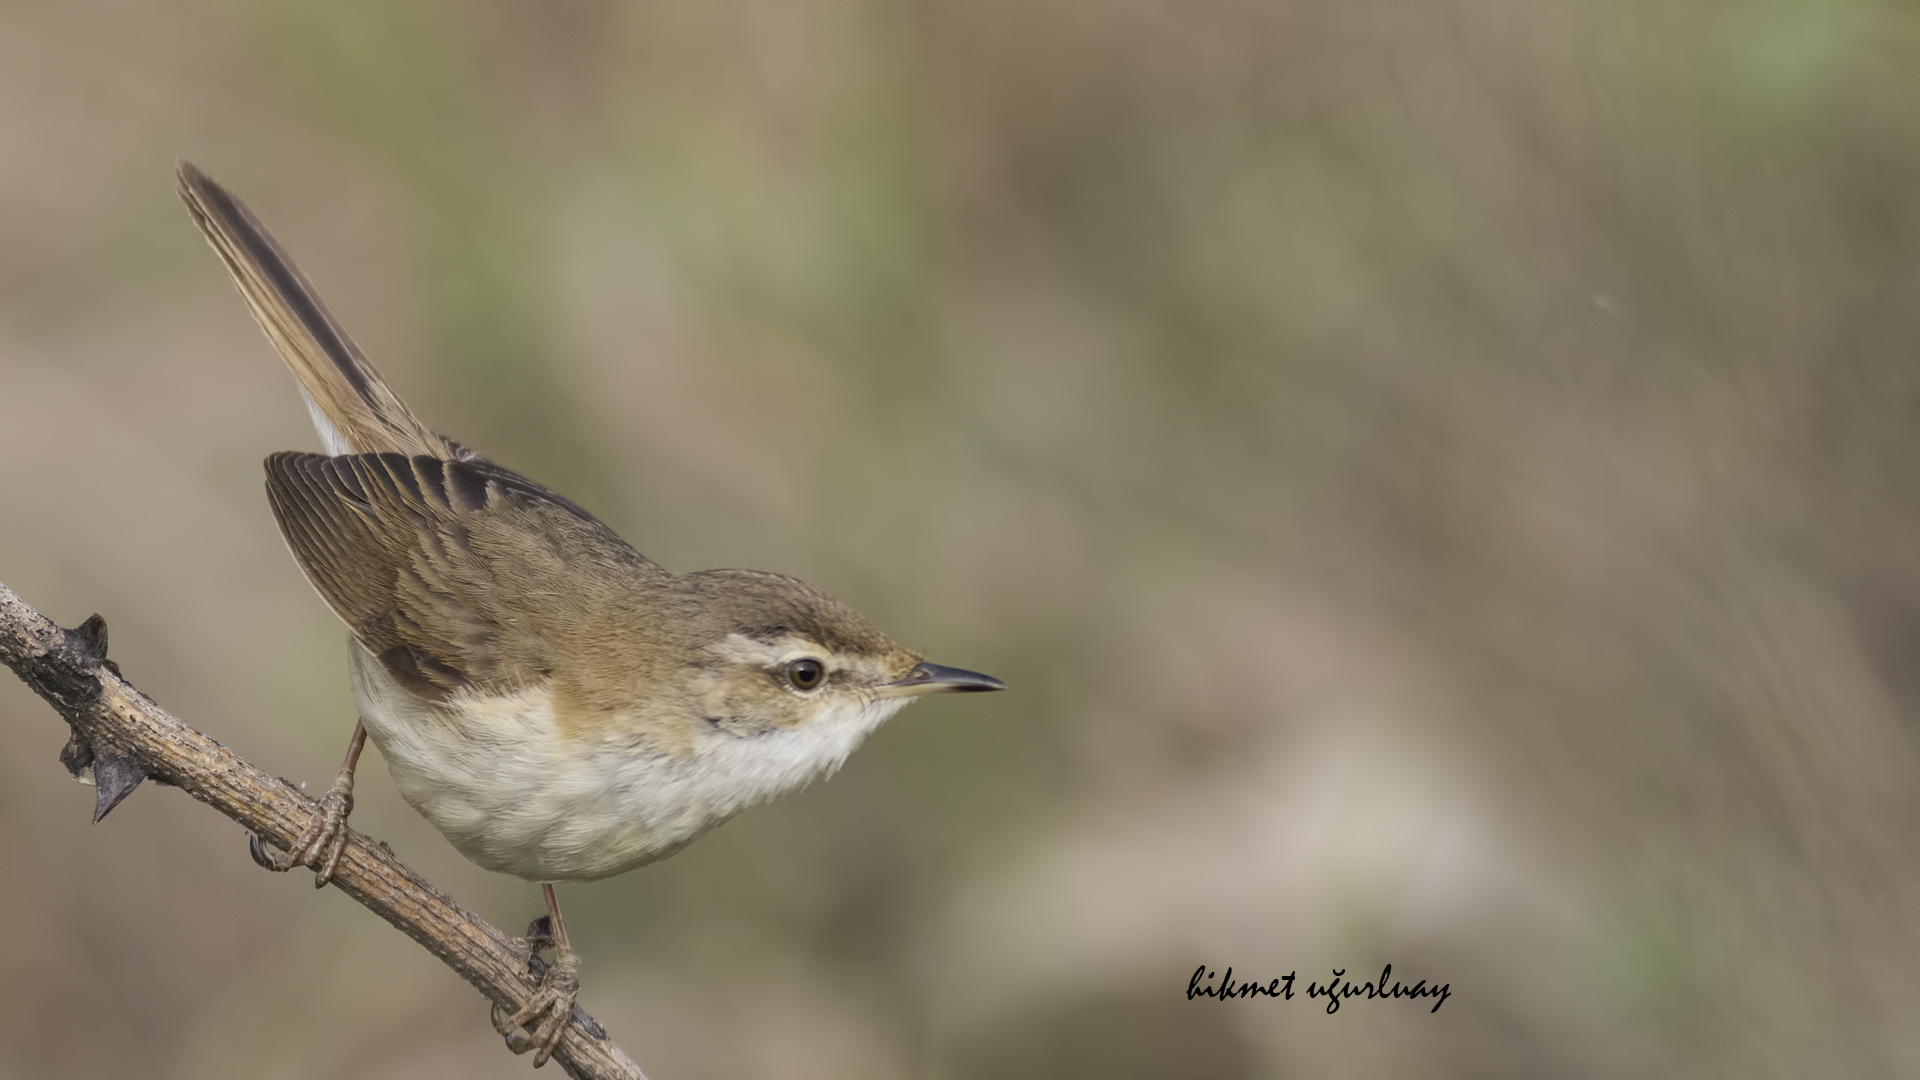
[176,161,442,459]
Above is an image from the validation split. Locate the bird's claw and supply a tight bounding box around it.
[493,945,578,1068]
[249,782,354,887]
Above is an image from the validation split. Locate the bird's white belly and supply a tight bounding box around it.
[345,641,906,882]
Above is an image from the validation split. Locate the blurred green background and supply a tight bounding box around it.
[3,1,1919,1076]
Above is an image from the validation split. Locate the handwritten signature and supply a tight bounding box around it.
[1187,964,1451,1014]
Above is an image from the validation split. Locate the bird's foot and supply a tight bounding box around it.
[248,774,355,887]
[493,921,579,1067]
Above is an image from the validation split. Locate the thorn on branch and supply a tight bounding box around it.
[72,613,123,678]
[30,612,151,821]
[71,613,109,662]
[89,750,148,822]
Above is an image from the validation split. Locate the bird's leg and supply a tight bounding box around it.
[493,883,581,1067]
[249,721,366,887]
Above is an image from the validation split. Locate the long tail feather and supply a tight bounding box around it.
[176,161,442,458]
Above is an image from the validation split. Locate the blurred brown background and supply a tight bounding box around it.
[3,1,1918,1077]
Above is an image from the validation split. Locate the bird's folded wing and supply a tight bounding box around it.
[264,451,662,701]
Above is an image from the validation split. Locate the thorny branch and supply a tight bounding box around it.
[0,578,648,1080]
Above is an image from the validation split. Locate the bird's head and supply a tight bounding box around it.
[677,569,1002,746]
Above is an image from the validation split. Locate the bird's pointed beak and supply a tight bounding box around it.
[878,662,1006,698]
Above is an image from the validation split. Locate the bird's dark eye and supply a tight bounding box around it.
[785,658,826,691]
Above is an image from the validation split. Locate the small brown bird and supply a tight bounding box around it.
[176,162,1002,1064]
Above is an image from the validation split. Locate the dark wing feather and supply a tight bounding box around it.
[265,452,663,701]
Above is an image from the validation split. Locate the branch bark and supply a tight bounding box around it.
[0,578,648,1080]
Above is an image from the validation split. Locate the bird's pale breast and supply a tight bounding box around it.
[345,639,908,882]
